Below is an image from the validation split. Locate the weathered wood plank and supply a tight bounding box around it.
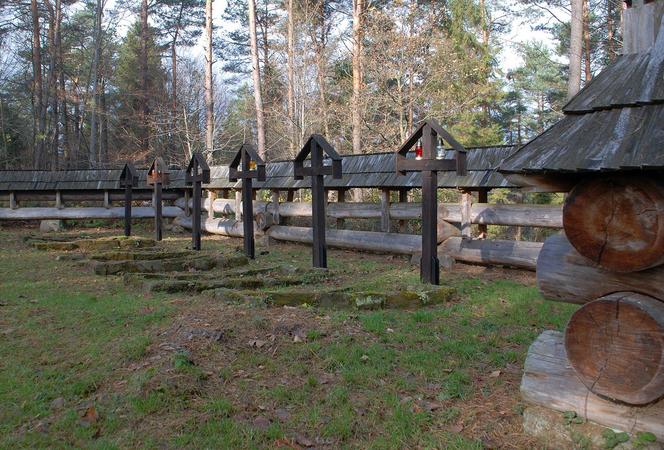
[439,236,541,271]
[0,206,183,220]
[175,215,262,238]
[536,233,664,304]
[521,330,664,440]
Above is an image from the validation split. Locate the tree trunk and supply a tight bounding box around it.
[31,0,44,168]
[567,0,583,99]
[248,0,266,159]
[315,2,329,137]
[582,0,592,82]
[606,0,615,62]
[100,77,108,164]
[536,233,664,304]
[140,0,150,155]
[287,0,296,156]
[57,0,69,167]
[204,0,214,157]
[172,3,183,114]
[351,0,363,155]
[44,0,61,169]
[89,0,103,168]
[563,175,664,273]
[565,292,664,405]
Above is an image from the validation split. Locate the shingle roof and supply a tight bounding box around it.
[0,145,518,192]
[500,35,664,175]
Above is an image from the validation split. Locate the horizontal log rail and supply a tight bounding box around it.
[174,216,263,238]
[0,206,183,220]
[175,197,562,229]
[174,217,540,270]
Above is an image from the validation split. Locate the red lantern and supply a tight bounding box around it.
[415,141,423,160]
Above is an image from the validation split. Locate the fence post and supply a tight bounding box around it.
[380,188,391,232]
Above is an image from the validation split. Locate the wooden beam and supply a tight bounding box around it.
[477,189,489,237]
[380,189,391,232]
[207,190,217,220]
[267,225,421,255]
[172,198,564,229]
[9,192,17,210]
[521,330,664,440]
[439,236,541,271]
[336,189,346,229]
[271,190,280,225]
[536,233,664,304]
[398,188,408,233]
[460,190,472,239]
[234,190,242,221]
[103,190,111,209]
[175,216,262,238]
[0,206,183,220]
[55,191,63,210]
[184,189,191,217]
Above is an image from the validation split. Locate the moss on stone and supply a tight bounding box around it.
[265,291,318,307]
[421,286,456,305]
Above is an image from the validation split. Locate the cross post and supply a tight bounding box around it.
[395,120,467,284]
[119,162,138,237]
[294,134,342,268]
[147,157,170,242]
[229,144,266,259]
[186,153,211,250]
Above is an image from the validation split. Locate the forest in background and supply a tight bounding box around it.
[0,0,623,169]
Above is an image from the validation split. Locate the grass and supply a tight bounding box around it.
[0,224,578,448]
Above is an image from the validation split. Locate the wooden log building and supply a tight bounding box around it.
[500,0,664,438]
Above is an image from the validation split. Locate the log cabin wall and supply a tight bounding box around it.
[498,0,664,434]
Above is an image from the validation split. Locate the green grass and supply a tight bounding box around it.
[0,226,578,448]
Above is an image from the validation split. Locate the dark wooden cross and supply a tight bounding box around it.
[185,153,211,251]
[229,144,266,259]
[119,162,139,237]
[146,157,170,241]
[294,134,342,268]
[396,119,467,284]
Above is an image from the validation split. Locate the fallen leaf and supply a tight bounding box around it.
[293,335,303,343]
[360,354,369,362]
[489,370,501,378]
[80,406,98,426]
[451,423,464,433]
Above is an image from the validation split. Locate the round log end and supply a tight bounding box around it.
[563,175,664,273]
[565,292,664,405]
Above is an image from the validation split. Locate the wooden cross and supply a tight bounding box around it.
[146,157,170,241]
[396,119,467,284]
[119,162,139,237]
[229,144,266,259]
[185,152,211,251]
[294,134,342,268]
